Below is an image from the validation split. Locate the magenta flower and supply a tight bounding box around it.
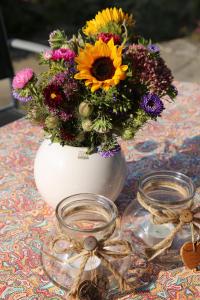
[98,32,121,45]
[51,48,76,61]
[12,68,34,89]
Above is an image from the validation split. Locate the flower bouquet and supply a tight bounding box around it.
[12,7,177,157]
[12,7,177,158]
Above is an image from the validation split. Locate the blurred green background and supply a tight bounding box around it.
[1,0,200,42]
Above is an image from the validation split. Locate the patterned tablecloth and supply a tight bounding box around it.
[1,81,200,299]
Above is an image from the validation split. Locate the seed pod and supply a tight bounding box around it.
[45,116,59,129]
[82,119,93,132]
[28,109,45,125]
[79,102,93,117]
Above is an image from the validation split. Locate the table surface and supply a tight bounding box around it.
[1,81,200,300]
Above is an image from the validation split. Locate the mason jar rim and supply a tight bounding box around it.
[138,170,196,205]
[56,193,118,233]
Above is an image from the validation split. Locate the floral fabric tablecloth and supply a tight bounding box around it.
[1,81,200,299]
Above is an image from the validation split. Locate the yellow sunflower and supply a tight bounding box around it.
[83,7,134,37]
[74,39,128,92]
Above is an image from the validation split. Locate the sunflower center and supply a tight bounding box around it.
[91,57,115,81]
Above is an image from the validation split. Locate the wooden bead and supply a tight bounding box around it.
[179,209,193,223]
[83,236,98,251]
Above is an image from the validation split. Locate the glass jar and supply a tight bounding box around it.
[122,171,196,266]
[42,193,146,299]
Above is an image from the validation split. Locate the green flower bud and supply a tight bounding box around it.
[93,117,112,133]
[48,30,66,49]
[82,119,93,132]
[122,128,134,140]
[77,33,85,48]
[79,102,93,117]
[45,116,59,129]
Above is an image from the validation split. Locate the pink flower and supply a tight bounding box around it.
[12,68,34,89]
[43,49,53,60]
[51,48,76,61]
[98,33,121,45]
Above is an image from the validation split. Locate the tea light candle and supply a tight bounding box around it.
[70,236,101,273]
[55,236,101,278]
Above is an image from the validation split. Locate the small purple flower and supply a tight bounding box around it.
[147,44,160,53]
[98,145,121,158]
[12,90,32,103]
[58,110,73,121]
[48,107,73,121]
[113,94,117,101]
[52,72,67,85]
[140,94,164,116]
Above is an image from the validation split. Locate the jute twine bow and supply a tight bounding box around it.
[137,192,200,260]
[43,231,132,298]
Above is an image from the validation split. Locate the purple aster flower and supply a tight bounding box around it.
[68,64,76,74]
[52,72,67,85]
[147,44,160,53]
[98,145,121,158]
[12,90,32,103]
[140,94,164,116]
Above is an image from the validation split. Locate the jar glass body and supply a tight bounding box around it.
[122,171,196,266]
[42,193,145,299]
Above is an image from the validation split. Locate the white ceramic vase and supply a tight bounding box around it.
[34,139,127,208]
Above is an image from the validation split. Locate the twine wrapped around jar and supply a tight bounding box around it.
[137,192,200,260]
[43,229,133,298]
[42,193,138,298]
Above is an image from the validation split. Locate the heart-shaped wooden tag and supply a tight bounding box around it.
[180,242,200,269]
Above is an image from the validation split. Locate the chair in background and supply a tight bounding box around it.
[0,8,49,126]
